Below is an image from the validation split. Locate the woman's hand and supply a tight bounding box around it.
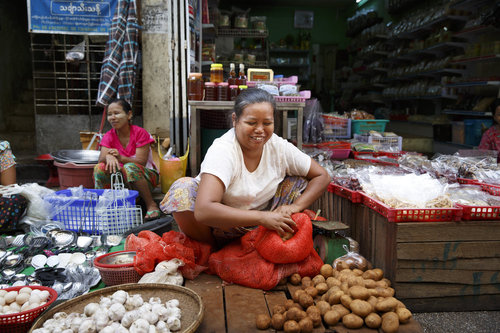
[105,153,121,173]
[259,211,296,237]
[273,204,301,217]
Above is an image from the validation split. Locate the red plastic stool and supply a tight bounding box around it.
[36,154,59,187]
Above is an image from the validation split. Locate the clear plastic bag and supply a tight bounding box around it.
[333,245,372,271]
[303,98,324,144]
[65,40,85,62]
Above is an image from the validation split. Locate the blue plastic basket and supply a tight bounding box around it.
[47,189,139,234]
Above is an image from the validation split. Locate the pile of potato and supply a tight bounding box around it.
[255,263,412,333]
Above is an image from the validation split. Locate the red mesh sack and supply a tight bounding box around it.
[209,229,281,290]
[128,230,212,279]
[161,231,213,279]
[125,230,161,251]
[209,229,323,290]
[254,213,313,263]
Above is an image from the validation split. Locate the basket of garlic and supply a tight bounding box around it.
[29,283,204,333]
[0,286,58,333]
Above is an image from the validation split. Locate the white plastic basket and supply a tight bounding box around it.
[353,134,402,151]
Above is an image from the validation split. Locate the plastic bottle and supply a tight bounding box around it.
[217,82,228,101]
[210,63,223,83]
[236,63,247,86]
[204,82,217,101]
[228,63,237,86]
[187,73,204,100]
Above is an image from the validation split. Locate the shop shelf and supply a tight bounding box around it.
[360,192,463,222]
[446,81,500,88]
[328,183,362,203]
[216,28,268,38]
[442,109,492,117]
[451,54,500,64]
[456,203,500,221]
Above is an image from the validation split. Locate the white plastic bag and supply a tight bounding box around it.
[138,259,184,285]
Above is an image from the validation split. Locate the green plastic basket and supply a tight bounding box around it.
[351,119,389,135]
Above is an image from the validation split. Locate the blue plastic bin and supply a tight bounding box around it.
[464,119,493,146]
[47,189,139,234]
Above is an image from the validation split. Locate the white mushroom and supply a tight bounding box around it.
[39,290,50,302]
[129,318,150,333]
[5,291,18,304]
[108,303,126,322]
[111,290,128,305]
[78,318,96,333]
[19,287,33,294]
[16,292,30,305]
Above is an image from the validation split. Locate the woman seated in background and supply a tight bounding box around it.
[94,98,161,221]
[0,140,16,186]
[479,99,500,162]
[160,88,330,247]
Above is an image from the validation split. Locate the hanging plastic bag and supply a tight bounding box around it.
[158,139,189,193]
[66,40,86,62]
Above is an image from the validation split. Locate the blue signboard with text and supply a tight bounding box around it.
[27,0,117,35]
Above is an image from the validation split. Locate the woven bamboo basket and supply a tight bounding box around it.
[29,283,204,333]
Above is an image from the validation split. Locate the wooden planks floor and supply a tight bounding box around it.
[185,274,424,333]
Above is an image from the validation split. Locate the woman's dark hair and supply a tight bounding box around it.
[108,98,132,113]
[233,88,276,120]
[491,99,500,124]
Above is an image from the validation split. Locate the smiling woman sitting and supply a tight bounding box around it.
[160,88,330,248]
[93,98,160,221]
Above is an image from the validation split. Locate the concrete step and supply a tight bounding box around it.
[6,115,35,132]
[0,132,36,152]
[16,163,49,186]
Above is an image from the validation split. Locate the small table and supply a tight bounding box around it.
[189,100,305,175]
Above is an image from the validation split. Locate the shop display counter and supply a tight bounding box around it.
[310,191,500,312]
[188,100,305,175]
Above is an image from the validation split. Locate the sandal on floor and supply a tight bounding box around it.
[145,210,161,221]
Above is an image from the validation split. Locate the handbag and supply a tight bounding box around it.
[0,194,28,230]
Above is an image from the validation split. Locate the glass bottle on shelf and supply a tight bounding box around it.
[187,73,204,101]
[204,82,217,101]
[229,85,239,101]
[228,63,237,86]
[236,63,247,86]
[210,63,224,83]
[217,82,228,101]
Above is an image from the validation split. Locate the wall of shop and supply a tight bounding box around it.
[0,2,32,132]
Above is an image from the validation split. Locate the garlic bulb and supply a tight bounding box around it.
[165,299,179,309]
[125,294,144,311]
[166,317,181,331]
[32,329,50,333]
[148,297,162,305]
[99,322,120,333]
[78,318,96,333]
[129,318,150,333]
[108,303,126,322]
[62,329,73,333]
[115,325,130,333]
[94,311,110,331]
[152,304,170,322]
[53,312,68,321]
[148,325,156,333]
[99,296,112,309]
[121,310,140,328]
[70,315,84,332]
[111,290,128,305]
[84,303,100,317]
[156,320,169,333]
[143,311,159,325]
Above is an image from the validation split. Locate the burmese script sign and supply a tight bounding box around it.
[27,0,117,35]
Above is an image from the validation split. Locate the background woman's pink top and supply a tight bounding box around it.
[100,125,157,170]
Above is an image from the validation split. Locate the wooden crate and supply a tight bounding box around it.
[325,194,500,312]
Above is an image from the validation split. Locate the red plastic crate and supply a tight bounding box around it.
[328,183,362,203]
[456,203,500,220]
[477,182,500,196]
[360,192,463,222]
[457,178,479,185]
